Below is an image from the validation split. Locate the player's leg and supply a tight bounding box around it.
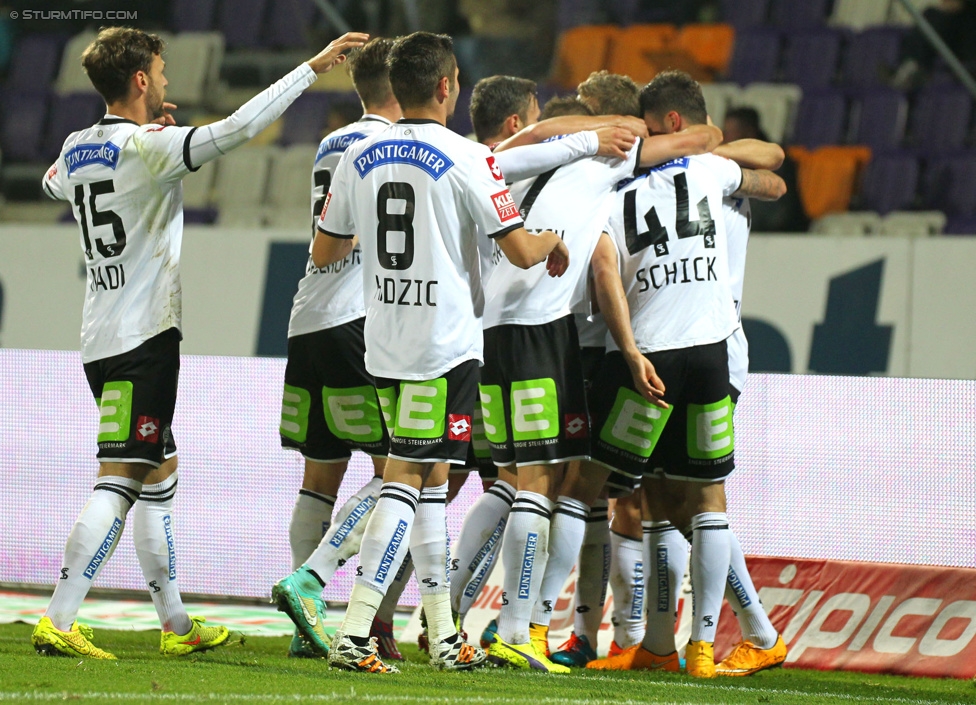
[372,552,413,661]
[607,491,645,654]
[450,463,515,629]
[274,323,389,655]
[331,361,486,673]
[638,475,687,661]
[551,492,611,667]
[585,349,681,672]
[716,385,786,675]
[668,340,737,679]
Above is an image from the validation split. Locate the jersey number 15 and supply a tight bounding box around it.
[74,180,127,260]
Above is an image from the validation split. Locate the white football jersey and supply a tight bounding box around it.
[575,312,608,349]
[483,144,642,329]
[43,117,198,363]
[606,154,742,353]
[725,195,751,392]
[319,119,524,380]
[287,115,392,339]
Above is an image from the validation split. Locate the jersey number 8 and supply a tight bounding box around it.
[376,181,415,270]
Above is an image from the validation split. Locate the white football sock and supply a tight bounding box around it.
[412,482,453,643]
[340,482,419,638]
[690,512,731,644]
[573,499,611,644]
[304,476,382,584]
[132,472,191,635]
[497,491,553,645]
[450,480,514,618]
[532,495,589,626]
[46,476,141,631]
[376,553,413,624]
[608,531,644,649]
[726,530,778,649]
[641,520,688,656]
[288,489,336,570]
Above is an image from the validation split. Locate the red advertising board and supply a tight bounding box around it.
[715,557,976,678]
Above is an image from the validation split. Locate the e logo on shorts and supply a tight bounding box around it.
[97,381,133,443]
[688,397,734,460]
[395,379,446,439]
[280,384,311,443]
[322,385,384,443]
[376,386,397,434]
[511,378,558,441]
[471,405,492,459]
[600,388,671,458]
[479,384,507,444]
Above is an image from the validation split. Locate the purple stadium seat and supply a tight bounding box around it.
[849,88,908,152]
[727,27,782,85]
[791,90,848,148]
[783,29,844,90]
[43,93,106,161]
[268,0,317,48]
[770,0,831,29]
[720,0,770,29]
[278,92,336,146]
[5,34,64,92]
[860,152,919,214]
[449,86,475,138]
[0,91,50,162]
[841,27,904,88]
[218,0,268,48]
[908,87,973,154]
[172,0,218,32]
[184,207,219,225]
[923,154,976,216]
[945,215,976,235]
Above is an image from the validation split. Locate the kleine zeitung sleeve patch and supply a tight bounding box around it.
[491,190,520,222]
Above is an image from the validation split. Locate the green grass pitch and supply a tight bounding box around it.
[1,623,975,704]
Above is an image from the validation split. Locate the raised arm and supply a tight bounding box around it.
[590,232,666,408]
[496,228,569,276]
[495,114,649,151]
[713,138,785,171]
[734,168,787,201]
[638,124,723,167]
[493,127,637,180]
[185,33,368,168]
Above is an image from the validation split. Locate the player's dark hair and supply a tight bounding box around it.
[470,76,537,143]
[724,106,769,141]
[347,37,396,109]
[82,27,164,105]
[639,70,708,126]
[387,32,457,110]
[576,70,640,117]
[540,96,593,120]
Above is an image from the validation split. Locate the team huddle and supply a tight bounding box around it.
[33,26,789,679]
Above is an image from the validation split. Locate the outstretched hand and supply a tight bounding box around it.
[307,32,370,74]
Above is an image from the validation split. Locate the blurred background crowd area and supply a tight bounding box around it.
[1,0,975,236]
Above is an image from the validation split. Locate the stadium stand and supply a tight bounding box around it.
[0,0,973,234]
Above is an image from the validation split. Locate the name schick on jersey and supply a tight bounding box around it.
[624,166,720,293]
[357,139,455,307]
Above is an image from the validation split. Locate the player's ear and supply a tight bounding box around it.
[507,113,521,134]
[436,74,450,103]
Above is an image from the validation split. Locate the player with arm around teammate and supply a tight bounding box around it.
[275,37,420,661]
[585,71,786,676]
[277,31,568,674]
[32,26,367,659]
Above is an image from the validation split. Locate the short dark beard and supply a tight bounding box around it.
[146,79,165,121]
